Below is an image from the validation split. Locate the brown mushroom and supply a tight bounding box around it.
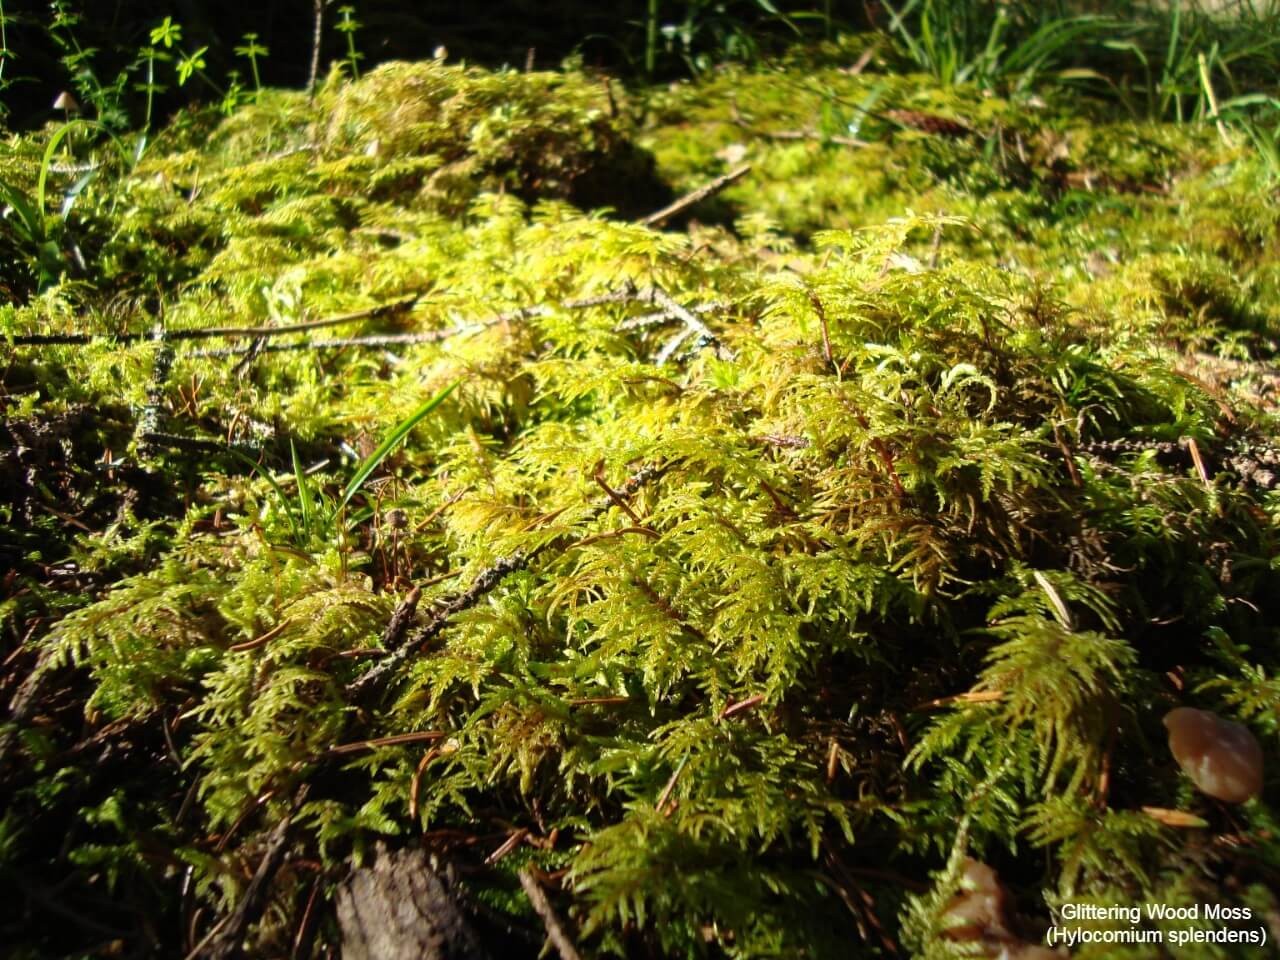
[1163,707,1264,804]
[52,90,80,113]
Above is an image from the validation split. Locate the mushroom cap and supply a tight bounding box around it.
[52,90,80,112]
[1163,707,1264,804]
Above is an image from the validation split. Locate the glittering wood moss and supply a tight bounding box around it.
[2,45,1280,960]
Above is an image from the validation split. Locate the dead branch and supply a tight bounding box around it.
[381,586,422,653]
[5,296,420,346]
[642,163,751,227]
[518,869,583,960]
[190,785,309,960]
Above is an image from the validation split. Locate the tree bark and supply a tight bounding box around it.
[336,846,489,960]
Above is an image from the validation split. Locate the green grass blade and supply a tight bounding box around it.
[290,440,312,542]
[337,380,459,514]
[225,447,302,546]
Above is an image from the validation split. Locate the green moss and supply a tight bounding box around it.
[3,43,1280,960]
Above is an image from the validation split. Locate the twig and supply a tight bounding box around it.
[5,296,420,346]
[641,164,751,227]
[656,755,688,815]
[807,290,837,377]
[518,869,582,960]
[189,331,460,358]
[718,693,765,721]
[187,293,643,359]
[227,617,296,654]
[307,0,324,96]
[380,586,422,654]
[644,285,732,362]
[615,301,722,331]
[327,730,445,757]
[174,296,420,340]
[140,431,263,459]
[191,784,309,960]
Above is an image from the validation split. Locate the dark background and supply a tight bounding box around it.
[1,1,872,129]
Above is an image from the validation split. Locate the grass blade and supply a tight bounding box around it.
[337,380,459,514]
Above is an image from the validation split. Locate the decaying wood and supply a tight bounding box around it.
[336,846,489,960]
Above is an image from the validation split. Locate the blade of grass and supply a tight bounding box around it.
[291,440,313,542]
[225,447,302,546]
[337,380,459,514]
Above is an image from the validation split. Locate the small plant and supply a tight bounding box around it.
[335,5,363,80]
[879,0,1116,94]
[237,381,458,551]
[234,32,269,97]
[0,118,125,292]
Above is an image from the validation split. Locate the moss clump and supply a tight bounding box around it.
[3,40,1280,960]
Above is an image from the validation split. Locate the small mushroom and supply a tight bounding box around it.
[52,90,80,113]
[1163,707,1264,804]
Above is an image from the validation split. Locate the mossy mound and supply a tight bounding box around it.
[2,44,1280,960]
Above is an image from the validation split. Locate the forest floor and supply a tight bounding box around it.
[2,38,1280,959]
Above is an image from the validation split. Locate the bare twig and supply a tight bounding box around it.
[327,730,445,757]
[644,285,732,362]
[6,296,420,346]
[518,869,582,960]
[381,586,422,654]
[191,784,309,960]
[642,164,751,227]
[307,0,324,96]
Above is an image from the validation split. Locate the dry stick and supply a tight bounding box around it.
[140,431,263,458]
[191,784,310,960]
[346,463,663,700]
[5,295,420,346]
[380,586,422,654]
[190,330,469,359]
[641,163,751,227]
[645,285,733,363]
[518,870,583,960]
[307,0,324,96]
[188,293,644,359]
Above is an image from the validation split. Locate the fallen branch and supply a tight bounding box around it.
[5,296,420,346]
[190,784,309,960]
[642,163,751,227]
[518,869,583,960]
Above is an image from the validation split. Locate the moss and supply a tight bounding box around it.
[3,41,1280,960]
